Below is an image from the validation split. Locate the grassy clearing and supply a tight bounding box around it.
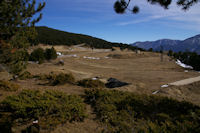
[85,89,200,133]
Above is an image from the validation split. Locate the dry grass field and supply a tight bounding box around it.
[1,44,200,133]
[24,44,200,93]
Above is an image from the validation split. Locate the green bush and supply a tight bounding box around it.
[29,48,45,64]
[44,47,57,60]
[34,72,75,85]
[51,73,75,85]
[0,90,86,130]
[0,80,19,91]
[78,79,105,88]
[85,89,200,133]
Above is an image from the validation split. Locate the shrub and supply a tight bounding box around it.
[44,47,57,60]
[85,89,200,133]
[0,80,19,91]
[33,72,75,85]
[29,48,45,64]
[78,79,105,88]
[0,90,86,130]
[33,73,54,80]
[18,71,33,80]
[51,73,75,85]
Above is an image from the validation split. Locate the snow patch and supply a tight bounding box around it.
[33,120,38,124]
[56,52,62,56]
[66,54,77,57]
[161,84,168,88]
[152,90,159,95]
[176,60,193,69]
[92,77,98,80]
[83,56,100,60]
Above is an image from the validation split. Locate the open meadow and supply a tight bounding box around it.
[1,44,200,133]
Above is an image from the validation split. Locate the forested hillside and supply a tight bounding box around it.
[35,26,143,51]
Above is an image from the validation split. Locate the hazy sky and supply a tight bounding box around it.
[36,0,200,43]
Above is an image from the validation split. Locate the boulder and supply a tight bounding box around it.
[105,78,129,88]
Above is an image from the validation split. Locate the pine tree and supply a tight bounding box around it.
[114,0,199,14]
[0,0,45,42]
[0,0,45,75]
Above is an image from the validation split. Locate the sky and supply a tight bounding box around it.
[36,0,200,44]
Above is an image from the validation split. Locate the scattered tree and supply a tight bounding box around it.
[29,48,45,64]
[44,47,57,60]
[148,48,153,52]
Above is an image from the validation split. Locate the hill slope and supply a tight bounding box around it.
[35,26,112,48]
[131,35,200,54]
[35,26,143,51]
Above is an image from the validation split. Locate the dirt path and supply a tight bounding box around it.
[169,76,200,86]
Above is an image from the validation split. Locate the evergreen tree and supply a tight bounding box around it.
[29,48,45,64]
[0,0,45,75]
[44,47,57,60]
[168,50,173,56]
[0,0,45,42]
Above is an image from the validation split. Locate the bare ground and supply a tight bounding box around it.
[1,44,200,133]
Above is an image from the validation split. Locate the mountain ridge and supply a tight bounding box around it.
[131,35,200,54]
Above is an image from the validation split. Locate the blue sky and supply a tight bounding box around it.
[36,0,200,43]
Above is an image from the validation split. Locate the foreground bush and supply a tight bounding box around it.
[85,89,200,133]
[0,90,86,130]
[78,79,105,88]
[0,80,19,91]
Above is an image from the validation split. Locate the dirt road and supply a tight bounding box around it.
[169,76,200,86]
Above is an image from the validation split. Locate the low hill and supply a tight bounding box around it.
[35,26,143,51]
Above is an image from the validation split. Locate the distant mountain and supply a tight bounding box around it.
[35,26,143,51]
[131,35,200,54]
[173,34,200,54]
